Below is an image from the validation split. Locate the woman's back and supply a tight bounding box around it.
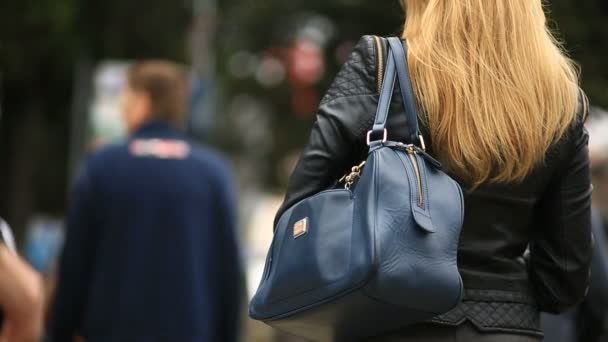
[276,1,592,340]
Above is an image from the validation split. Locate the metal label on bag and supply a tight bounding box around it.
[293,218,309,239]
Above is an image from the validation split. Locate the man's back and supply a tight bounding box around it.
[49,122,242,342]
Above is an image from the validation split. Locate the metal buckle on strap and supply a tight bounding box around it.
[367,129,388,145]
[418,135,426,151]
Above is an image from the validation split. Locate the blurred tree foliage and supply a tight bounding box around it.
[550,0,608,105]
[1,0,82,241]
[216,0,405,187]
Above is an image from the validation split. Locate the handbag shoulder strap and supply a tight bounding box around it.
[387,37,422,144]
[368,37,423,148]
[368,38,397,147]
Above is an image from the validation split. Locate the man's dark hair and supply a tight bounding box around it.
[127,60,188,126]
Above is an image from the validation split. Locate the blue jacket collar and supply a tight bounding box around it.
[131,121,184,139]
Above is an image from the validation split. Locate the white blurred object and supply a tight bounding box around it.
[0,218,17,254]
[586,106,608,167]
[242,192,282,299]
[90,62,131,143]
[255,56,286,88]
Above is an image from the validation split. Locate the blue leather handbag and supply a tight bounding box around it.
[250,37,464,341]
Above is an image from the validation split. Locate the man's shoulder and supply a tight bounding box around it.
[188,143,234,178]
[188,143,228,166]
[69,143,128,190]
[86,142,129,167]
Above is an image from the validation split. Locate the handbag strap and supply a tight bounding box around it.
[387,37,422,144]
[367,40,397,147]
[368,37,423,148]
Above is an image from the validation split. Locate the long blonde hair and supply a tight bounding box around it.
[402,0,580,187]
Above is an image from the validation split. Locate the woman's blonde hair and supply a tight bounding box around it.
[401,0,580,187]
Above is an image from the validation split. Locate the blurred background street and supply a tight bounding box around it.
[1,0,608,341]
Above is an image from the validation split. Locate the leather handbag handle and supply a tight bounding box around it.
[369,37,422,147]
[387,37,422,144]
[368,42,397,146]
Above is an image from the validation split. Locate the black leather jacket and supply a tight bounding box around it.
[276,36,593,337]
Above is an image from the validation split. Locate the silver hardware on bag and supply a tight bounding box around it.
[418,135,426,151]
[339,161,367,190]
[293,218,309,239]
[366,129,388,145]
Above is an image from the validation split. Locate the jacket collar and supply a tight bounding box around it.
[131,120,184,139]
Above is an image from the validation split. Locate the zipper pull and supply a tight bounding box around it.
[391,142,442,169]
[339,161,367,189]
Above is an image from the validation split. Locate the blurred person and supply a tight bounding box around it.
[48,61,243,342]
[275,1,592,341]
[0,218,44,342]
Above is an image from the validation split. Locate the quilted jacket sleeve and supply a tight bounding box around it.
[529,95,593,314]
[274,36,378,227]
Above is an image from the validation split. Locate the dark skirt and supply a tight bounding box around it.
[364,322,542,342]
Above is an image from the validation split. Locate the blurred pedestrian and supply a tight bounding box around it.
[275,0,592,341]
[0,218,44,342]
[48,61,243,342]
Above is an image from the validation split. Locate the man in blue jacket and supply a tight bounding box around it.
[49,61,243,342]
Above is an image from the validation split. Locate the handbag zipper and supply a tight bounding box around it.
[406,146,424,208]
[373,36,385,94]
[339,161,367,189]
